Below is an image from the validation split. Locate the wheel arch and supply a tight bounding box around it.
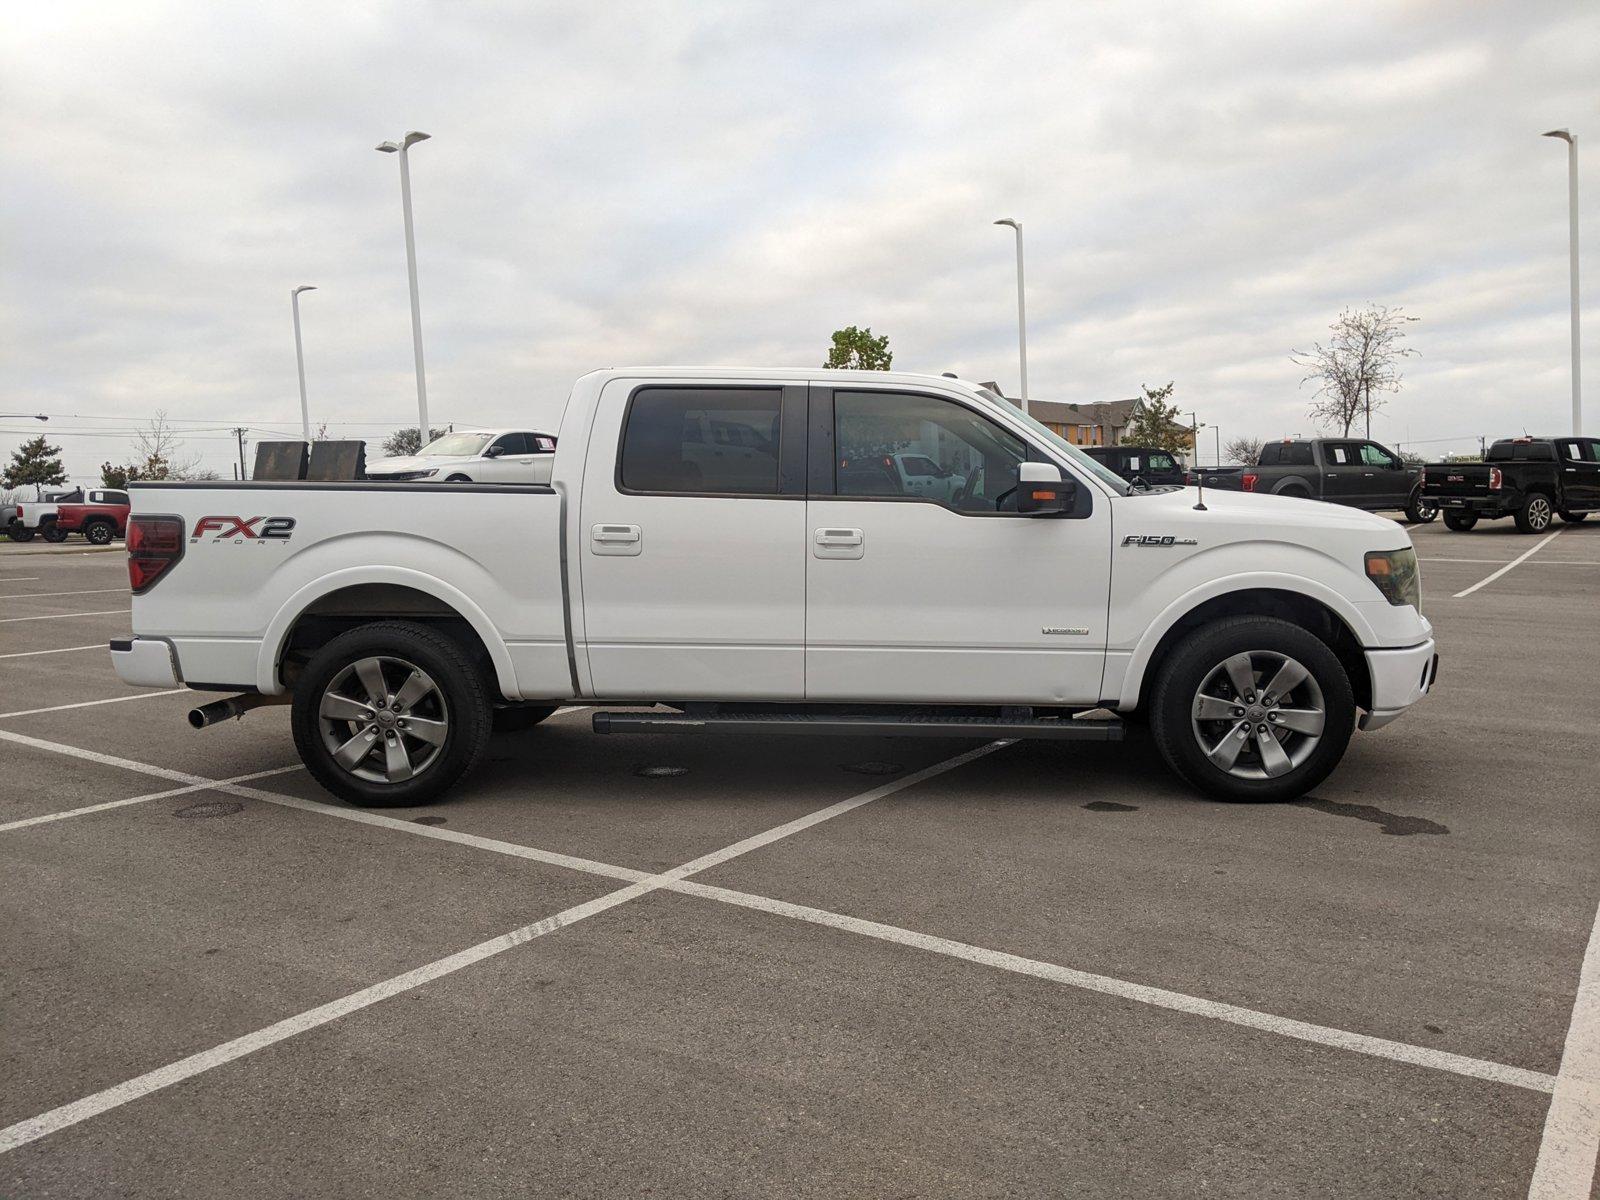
[1272,476,1313,497]
[260,568,517,700]
[1119,584,1373,713]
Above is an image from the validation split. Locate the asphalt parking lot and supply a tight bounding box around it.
[2,523,1597,1198]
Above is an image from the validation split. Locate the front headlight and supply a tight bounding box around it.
[1365,548,1421,610]
[381,468,439,481]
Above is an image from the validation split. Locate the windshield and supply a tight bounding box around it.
[976,389,1131,495]
[418,432,493,457]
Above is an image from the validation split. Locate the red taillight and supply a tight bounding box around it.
[127,514,184,593]
[1488,467,1502,490]
[1242,473,1258,492]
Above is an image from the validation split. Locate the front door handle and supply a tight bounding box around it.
[814,527,864,560]
[591,523,642,556]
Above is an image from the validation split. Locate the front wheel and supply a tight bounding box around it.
[1404,490,1438,524]
[1559,510,1589,524]
[1442,510,1478,532]
[291,621,493,807]
[1513,492,1554,534]
[1149,616,1355,803]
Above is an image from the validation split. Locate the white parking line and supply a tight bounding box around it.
[0,765,303,834]
[1528,896,1600,1199]
[0,690,186,720]
[0,643,105,660]
[0,727,1558,1113]
[1425,558,1600,566]
[0,588,128,599]
[0,734,1006,1154]
[0,577,41,582]
[0,608,129,624]
[1453,530,1564,598]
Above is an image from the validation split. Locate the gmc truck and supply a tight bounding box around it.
[1207,438,1436,524]
[110,369,1437,807]
[1420,437,1600,533]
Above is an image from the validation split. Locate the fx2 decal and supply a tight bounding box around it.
[1121,534,1198,547]
[192,515,297,543]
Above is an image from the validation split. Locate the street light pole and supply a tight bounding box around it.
[377,131,433,440]
[291,285,317,441]
[1544,129,1582,436]
[994,219,1029,414]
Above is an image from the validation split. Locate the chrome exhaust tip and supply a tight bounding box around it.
[188,693,285,729]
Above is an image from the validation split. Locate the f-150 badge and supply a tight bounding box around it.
[1121,535,1198,547]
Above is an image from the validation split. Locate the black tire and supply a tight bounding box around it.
[1149,616,1355,803]
[1513,492,1554,534]
[445,474,472,483]
[1279,487,1311,500]
[493,703,559,733]
[1559,510,1589,524]
[40,522,68,543]
[84,519,115,546]
[6,521,34,543]
[291,620,493,807]
[1442,510,1478,532]
[1404,489,1438,524]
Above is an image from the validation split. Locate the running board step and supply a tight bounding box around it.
[591,711,1124,741]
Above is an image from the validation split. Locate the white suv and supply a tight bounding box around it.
[366,429,556,484]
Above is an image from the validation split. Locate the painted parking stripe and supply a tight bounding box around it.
[0,765,303,834]
[0,608,129,624]
[0,690,186,720]
[1452,529,1563,598]
[0,588,128,599]
[0,577,41,582]
[0,736,1005,1154]
[0,728,1557,1109]
[0,644,105,661]
[1527,896,1600,1198]
[1424,558,1600,566]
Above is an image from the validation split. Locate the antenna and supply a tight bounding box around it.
[1193,466,1207,511]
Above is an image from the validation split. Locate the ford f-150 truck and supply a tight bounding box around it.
[110,368,1437,807]
[1233,438,1435,523]
[1420,436,1600,532]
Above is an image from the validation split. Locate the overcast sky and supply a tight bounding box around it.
[3,0,1596,481]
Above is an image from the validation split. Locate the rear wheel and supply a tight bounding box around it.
[291,621,493,807]
[1559,510,1589,524]
[1279,486,1310,500]
[1404,489,1438,524]
[6,521,33,543]
[40,522,68,543]
[84,519,115,545]
[1513,492,1554,534]
[1150,616,1355,803]
[1442,510,1478,532]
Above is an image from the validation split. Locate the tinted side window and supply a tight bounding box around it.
[1585,440,1600,463]
[1283,443,1314,466]
[104,491,129,506]
[834,391,1026,513]
[620,388,781,495]
[1558,440,1583,462]
[492,433,529,455]
[1148,453,1176,471]
[1258,444,1281,465]
[1326,444,1360,466]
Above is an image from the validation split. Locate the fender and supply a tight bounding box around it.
[256,564,519,699]
[1114,570,1378,710]
[1270,475,1315,497]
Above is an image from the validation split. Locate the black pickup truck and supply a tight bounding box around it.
[1196,438,1435,522]
[1420,437,1600,533]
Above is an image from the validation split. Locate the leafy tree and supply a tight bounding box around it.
[824,326,893,371]
[1121,383,1191,455]
[1292,305,1419,437]
[1222,436,1264,466]
[1397,450,1425,467]
[381,426,448,457]
[101,462,130,488]
[3,435,68,488]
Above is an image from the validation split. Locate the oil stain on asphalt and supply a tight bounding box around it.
[1294,797,1448,837]
[1083,801,1138,813]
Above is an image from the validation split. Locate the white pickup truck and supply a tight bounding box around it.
[111,368,1437,807]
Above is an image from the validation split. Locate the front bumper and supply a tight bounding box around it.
[1359,638,1438,731]
[109,637,182,689]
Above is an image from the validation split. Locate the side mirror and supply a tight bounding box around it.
[483,445,506,458]
[1017,462,1077,515]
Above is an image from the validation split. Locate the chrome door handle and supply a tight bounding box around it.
[815,529,862,545]
[591,523,642,556]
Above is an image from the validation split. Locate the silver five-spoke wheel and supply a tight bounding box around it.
[1190,650,1325,780]
[317,656,449,784]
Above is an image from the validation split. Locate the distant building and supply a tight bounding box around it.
[981,384,1143,447]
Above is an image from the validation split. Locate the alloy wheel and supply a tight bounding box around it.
[1190,650,1325,780]
[317,656,450,784]
[1528,496,1551,531]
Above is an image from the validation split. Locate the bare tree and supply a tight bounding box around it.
[1292,305,1419,437]
[1222,435,1264,466]
[128,410,205,479]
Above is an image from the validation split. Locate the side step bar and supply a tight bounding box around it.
[591,711,1124,742]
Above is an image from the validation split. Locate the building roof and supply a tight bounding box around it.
[978,384,1142,428]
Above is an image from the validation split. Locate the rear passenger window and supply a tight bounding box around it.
[620,388,781,494]
[1327,444,1359,466]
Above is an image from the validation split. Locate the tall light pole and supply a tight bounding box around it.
[1543,129,1581,435]
[994,218,1029,414]
[377,131,433,440]
[291,285,317,441]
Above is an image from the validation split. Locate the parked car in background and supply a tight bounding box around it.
[8,487,85,542]
[3,485,78,542]
[1083,445,1187,488]
[50,490,131,544]
[1237,438,1435,523]
[1420,437,1600,532]
[365,429,557,484]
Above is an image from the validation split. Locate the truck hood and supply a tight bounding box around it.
[365,455,440,475]
[1118,485,1408,543]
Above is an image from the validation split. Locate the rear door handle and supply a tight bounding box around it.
[814,527,864,559]
[591,523,642,556]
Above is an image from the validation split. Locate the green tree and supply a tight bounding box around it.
[824,326,893,371]
[381,426,448,457]
[4,435,68,489]
[1121,383,1191,455]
